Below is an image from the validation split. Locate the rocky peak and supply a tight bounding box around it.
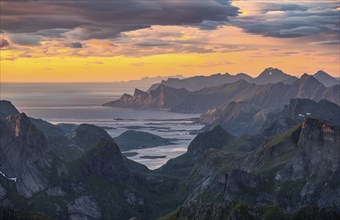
[66,124,112,151]
[0,100,19,117]
[187,125,234,155]
[80,138,129,181]
[315,70,328,77]
[133,88,148,97]
[259,67,285,77]
[120,93,132,102]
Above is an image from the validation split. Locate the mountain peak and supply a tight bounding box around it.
[0,100,20,117]
[187,125,234,155]
[80,138,129,181]
[315,70,328,76]
[301,73,311,78]
[259,67,286,77]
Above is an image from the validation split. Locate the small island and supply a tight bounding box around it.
[114,130,174,151]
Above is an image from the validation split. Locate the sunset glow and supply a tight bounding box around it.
[1,0,339,82]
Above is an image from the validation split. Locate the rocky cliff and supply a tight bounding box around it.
[103,84,190,110]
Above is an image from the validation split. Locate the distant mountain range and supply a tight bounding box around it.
[104,71,340,114]
[147,67,338,92]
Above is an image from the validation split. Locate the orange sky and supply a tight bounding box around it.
[1,1,339,82]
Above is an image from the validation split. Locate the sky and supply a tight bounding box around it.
[0,0,339,82]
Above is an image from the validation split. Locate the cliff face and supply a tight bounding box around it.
[103,85,190,110]
[0,113,51,198]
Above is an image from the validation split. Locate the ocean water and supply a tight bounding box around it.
[0,82,203,169]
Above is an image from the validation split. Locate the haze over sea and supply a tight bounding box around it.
[0,82,202,169]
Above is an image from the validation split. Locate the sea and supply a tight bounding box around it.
[0,82,203,169]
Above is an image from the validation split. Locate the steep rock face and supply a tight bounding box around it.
[0,113,51,197]
[103,85,190,110]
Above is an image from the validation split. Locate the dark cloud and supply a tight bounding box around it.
[9,34,41,45]
[0,38,10,48]
[1,0,239,39]
[259,3,308,13]
[66,42,83,48]
[232,2,339,39]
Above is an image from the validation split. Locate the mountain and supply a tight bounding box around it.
[103,84,190,110]
[105,72,339,114]
[148,68,297,93]
[160,202,339,220]
[199,98,340,136]
[253,67,297,85]
[199,101,280,135]
[148,73,253,92]
[158,118,340,217]
[0,112,52,198]
[0,100,19,117]
[115,130,173,151]
[2,100,340,219]
[262,98,340,137]
[104,68,339,114]
[0,101,184,219]
[314,70,339,87]
[172,74,339,113]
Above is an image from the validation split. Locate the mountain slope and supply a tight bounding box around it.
[158,118,340,214]
[314,70,339,87]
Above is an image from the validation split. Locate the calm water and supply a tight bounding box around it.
[0,82,202,169]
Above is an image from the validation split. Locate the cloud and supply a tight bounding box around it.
[0,38,10,48]
[231,2,340,39]
[66,42,83,48]
[1,0,239,40]
[9,34,41,46]
[310,40,340,45]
